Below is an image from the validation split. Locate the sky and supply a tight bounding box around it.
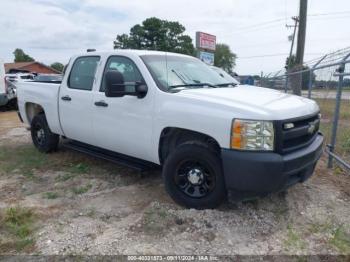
[1,0,350,75]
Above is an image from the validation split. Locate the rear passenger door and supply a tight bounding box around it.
[59,56,100,144]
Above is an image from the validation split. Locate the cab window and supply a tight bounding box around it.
[68,56,100,90]
[100,56,144,92]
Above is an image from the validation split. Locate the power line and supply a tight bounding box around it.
[229,10,350,34]
[308,10,350,16]
[308,15,350,21]
[238,52,323,59]
[233,18,285,31]
[220,22,284,37]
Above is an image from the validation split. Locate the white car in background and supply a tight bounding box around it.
[6,73,35,83]
[0,60,17,107]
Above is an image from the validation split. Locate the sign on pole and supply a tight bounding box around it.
[196,32,216,65]
[199,51,215,65]
[196,32,216,51]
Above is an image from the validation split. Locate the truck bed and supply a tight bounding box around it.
[16,81,63,135]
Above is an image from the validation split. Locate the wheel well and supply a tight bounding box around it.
[159,127,221,164]
[25,103,44,124]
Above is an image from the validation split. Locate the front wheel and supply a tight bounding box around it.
[163,143,226,209]
[31,114,59,153]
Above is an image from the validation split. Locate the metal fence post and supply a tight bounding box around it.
[284,75,288,93]
[327,53,350,168]
[308,69,313,98]
[308,55,327,99]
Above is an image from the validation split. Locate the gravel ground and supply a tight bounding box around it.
[0,111,349,256]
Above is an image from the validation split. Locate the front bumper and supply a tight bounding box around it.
[221,133,324,200]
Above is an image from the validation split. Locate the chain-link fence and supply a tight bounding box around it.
[260,47,350,171]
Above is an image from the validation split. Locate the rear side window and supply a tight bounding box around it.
[68,56,100,90]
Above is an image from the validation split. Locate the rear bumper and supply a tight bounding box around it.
[221,133,324,200]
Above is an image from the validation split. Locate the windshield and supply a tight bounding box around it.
[211,66,239,85]
[141,54,234,92]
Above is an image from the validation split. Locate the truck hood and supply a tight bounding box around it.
[179,85,319,120]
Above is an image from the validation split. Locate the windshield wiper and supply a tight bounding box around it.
[168,83,218,90]
[215,82,238,87]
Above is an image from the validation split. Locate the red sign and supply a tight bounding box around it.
[196,32,216,51]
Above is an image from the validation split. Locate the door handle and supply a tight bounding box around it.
[61,95,72,101]
[94,101,108,107]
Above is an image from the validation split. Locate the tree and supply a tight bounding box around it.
[51,62,64,72]
[13,49,35,62]
[114,17,195,56]
[285,55,315,90]
[214,44,237,73]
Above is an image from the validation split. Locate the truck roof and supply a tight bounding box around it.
[72,49,191,59]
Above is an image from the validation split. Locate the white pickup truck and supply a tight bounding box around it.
[17,50,323,209]
[1,60,17,107]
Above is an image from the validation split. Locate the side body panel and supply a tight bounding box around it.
[16,82,63,135]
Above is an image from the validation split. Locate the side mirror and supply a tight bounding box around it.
[105,70,126,97]
[135,83,148,98]
[104,70,148,99]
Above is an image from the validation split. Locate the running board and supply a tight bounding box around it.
[61,140,160,173]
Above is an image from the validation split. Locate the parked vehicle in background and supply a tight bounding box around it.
[17,50,323,209]
[1,60,17,107]
[210,66,239,85]
[0,59,6,106]
[6,73,35,83]
[34,74,63,83]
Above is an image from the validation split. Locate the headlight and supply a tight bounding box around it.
[231,119,274,151]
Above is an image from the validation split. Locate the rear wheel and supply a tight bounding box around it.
[163,142,226,209]
[31,114,59,153]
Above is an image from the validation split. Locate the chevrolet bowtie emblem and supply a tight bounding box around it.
[308,121,316,134]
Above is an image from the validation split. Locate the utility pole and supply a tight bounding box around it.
[285,16,298,93]
[287,16,299,66]
[295,0,308,66]
[293,0,308,95]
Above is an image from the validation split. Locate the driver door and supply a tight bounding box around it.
[92,55,154,161]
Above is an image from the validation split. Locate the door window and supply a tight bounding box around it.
[100,56,143,92]
[68,56,100,90]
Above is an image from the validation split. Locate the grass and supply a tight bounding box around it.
[67,163,90,174]
[55,173,75,182]
[139,204,175,235]
[0,145,47,176]
[308,221,350,254]
[284,225,307,252]
[42,191,59,200]
[72,183,92,195]
[308,221,333,234]
[316,98,350,121]
[0,206,36,253]
[0,144,94,178]
[329,226,350,254]
[315,98,350,158]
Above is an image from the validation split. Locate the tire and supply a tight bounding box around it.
[163,142,227,209]
[31,114,59,153]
